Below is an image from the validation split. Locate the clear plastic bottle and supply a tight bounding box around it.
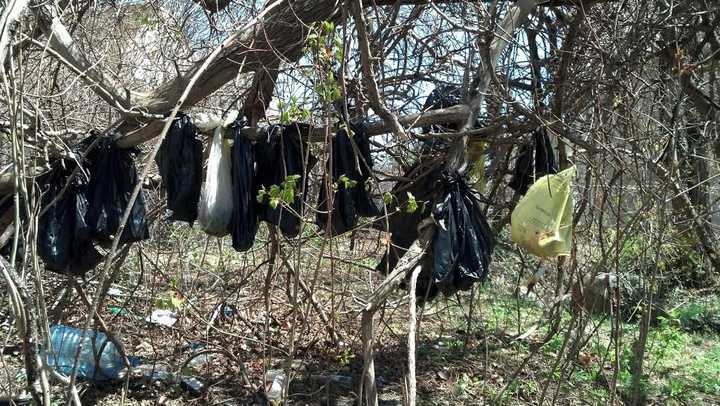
[46,325,127,381]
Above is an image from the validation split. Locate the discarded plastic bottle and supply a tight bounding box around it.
[135,363,174,385]
[265,369,286,405]
[46,325,130,381]
[180,376,206,397]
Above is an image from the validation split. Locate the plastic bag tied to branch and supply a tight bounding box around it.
[508,128,558,195]
[84,134,150,243]
[37,142,102,275]
[421,85,462,134]
[316,122,380,236]
[511,166,576,258]
[229,120,259,251]
[429,171,495,296]
[254,123,316,238]
[198,126,233,236]
[155,112,203,224]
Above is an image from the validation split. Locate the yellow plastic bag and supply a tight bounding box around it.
[510,166,576,257]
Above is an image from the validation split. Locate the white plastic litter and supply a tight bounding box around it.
[265,369,286,405]
[198,127,233,236]
[146,309,178,327]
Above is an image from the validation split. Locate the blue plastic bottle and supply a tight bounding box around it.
[46,325,128,381]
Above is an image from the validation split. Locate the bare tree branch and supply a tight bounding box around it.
[679,69,720,121]
[0,0,29,70]
[447,0,538,171]
[116,0,343,145]
[32,2,140,112]
[351,0,409,140]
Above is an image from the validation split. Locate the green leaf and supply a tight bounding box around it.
[331,87,341,101]
[383,192,393,206]
[256,188,267,204]
[338,174,357,189]
[281,187,294,204]
[406,192,418,213]
[284,174,301,187]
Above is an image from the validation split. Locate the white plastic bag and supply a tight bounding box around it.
[198,127,233,236]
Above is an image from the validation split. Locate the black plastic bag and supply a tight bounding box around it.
[422,86,462,134]
[377,169,494,300]
[508,128,557,195]
[419,85,484,154]
[155,113,203,224]
[37,149,102,275]
[375,161,443,275]
[229,121,259,251]
[431,172,494,296]
[352,122,380,218]
[255,123,316,238]
[316,122,380,236]
[85,135,149,243]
